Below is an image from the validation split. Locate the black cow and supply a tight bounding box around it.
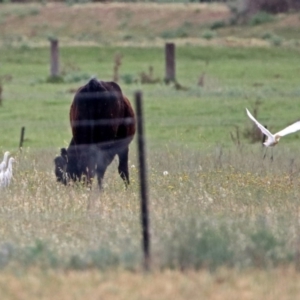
[54,78,136,189]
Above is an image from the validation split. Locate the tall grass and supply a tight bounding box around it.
[1,144,300,271]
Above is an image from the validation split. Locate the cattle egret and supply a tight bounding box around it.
[0,169,4,187]
[0,151,10,172]
[0,152,10,187]
[1,157,15,188]
[246,108,300,160]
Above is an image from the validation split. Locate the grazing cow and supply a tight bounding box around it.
[54,78,136,188]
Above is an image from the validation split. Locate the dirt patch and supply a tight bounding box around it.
[275,13,300,28]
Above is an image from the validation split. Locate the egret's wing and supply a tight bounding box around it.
[246,108,273,139]
[275,121,300,137]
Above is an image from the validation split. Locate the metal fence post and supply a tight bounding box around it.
[135,91,150,271]
[19,126,25,150]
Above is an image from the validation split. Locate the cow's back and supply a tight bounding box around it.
[70,79,124,146]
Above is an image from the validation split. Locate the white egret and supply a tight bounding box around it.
[0,152,10,188]
[0,169,4,187]
[246,108,300,160]
[1,157,15,188]
[0,151,10,172]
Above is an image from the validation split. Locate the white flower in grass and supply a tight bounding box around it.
[163,171,169,176]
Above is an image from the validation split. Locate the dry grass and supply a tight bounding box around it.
[1,144,300,267]
[1,267,300,300]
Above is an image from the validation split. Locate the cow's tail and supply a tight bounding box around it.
[87,78,105,92]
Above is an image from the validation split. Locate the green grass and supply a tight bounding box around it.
[249,11,275,26]
[1,45,300,150]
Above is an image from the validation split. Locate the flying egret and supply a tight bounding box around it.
[1,157,15,188]
[0,151,10,172]
[246,108,300,160]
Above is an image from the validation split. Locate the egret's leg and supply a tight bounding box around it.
[270,148,274,161]
[263,147,268,159]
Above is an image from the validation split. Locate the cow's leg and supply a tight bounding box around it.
[87,146,96,183]
[117,147,130,187]
[95,150,114,190]
[96,164,106,189]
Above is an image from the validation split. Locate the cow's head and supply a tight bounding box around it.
[54,148,68,185]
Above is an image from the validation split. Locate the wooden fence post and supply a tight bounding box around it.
[50,39,60,78]
[165,43,176,83]
[135,91,150,271]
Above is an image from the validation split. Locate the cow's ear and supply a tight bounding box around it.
[61,148,67,155]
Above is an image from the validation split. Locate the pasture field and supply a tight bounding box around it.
[1,45,300,150]
[1,44,300,297]
[2,2,300,298]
